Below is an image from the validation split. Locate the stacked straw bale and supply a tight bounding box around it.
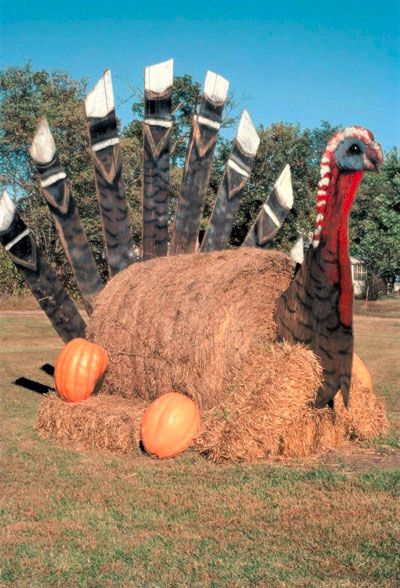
[37,395,145,453]
[37,364,387,460]
[195,350,388,461]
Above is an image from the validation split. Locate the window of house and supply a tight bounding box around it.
[353,264,367,281]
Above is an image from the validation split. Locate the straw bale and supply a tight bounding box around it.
[36,354,387,460]
[87,248,294,409]
[336,375,389,440]
[38,246,388,461]
[195,347,388,462]
[194,342,324,461]
[37,394,145,453]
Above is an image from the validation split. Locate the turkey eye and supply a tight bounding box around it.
[348,143,361,155]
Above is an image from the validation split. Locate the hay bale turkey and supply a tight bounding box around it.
[1,61,388,461]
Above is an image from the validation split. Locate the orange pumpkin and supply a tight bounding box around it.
[352,352,373,392]
[54,338,108,402]
[141,392,201,458]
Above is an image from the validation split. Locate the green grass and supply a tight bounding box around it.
[0,311,399,587]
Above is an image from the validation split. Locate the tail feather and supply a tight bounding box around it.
[30,117,103,313]
[170,71,229,255]
[243,164,293,248]
[85,69,135,276]
[0,190,86,342]
[142,59,174,261]
[201,110,260,253]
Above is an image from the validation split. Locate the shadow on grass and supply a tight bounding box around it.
[14,377,55,395]
[40,363,55,376]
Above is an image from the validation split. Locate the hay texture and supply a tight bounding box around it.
[195,346,388,461]
[87,248,293,410]
[36,346,387,461]
[37,395,145,453]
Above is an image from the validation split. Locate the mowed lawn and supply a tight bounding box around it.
[0,300,399,587]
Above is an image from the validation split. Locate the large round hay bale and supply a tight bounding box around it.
[87,248,293,409]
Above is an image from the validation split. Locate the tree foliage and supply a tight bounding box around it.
[0,63,398,299]
[351,148,400,285]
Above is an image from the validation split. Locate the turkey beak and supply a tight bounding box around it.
[365,141,383,171]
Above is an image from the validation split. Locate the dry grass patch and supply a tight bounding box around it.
[1,309,399,587]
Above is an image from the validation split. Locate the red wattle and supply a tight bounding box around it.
[337,171,363,326]
[319,170,364,327]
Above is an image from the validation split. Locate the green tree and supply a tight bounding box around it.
[350,148,400,291]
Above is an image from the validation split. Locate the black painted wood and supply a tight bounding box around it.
[170,80,227,255]
[201,135,257,253]
[87,108,134,276]
[276,245,353,408]
[243,166,292,249]
[142,87,173,260]
[32,151,103,314]
[0,210,86,342]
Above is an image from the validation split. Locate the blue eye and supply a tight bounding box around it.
[348,143,362,155]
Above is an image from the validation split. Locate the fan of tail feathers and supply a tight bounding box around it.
[0,59,295,343]
[1,59,383,408]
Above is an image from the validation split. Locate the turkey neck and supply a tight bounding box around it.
[317,168,364,327]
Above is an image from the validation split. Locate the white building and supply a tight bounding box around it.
[350,257,367,296]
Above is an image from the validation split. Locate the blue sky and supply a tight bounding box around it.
[1,0,399,149]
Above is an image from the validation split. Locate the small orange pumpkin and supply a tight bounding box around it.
[141,392,201,459]
[54,338,108,402]
[352,352,373,392]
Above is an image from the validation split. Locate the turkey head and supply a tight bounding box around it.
[276,127,383,408]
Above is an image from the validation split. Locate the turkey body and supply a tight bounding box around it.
[87,247,296,410]
[276,245,353,407]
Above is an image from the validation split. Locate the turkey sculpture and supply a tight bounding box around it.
[276,127,383,408]
[0,60,387,459]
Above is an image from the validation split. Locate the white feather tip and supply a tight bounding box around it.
[236,110,260,156]
[145,59,174,94]
[289,236,304,265]
[275,164,293,209]
[29,118,56,164]
[0,190,16,232]
[85,69,114,118]
[204,71,229,104]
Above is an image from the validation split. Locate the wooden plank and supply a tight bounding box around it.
[170,71,229,255]
[242,164,293,248]
[30,118,103,314]
[142,59,173,261]
[85,70,135,276]
[200,110,259,253]
[0,190,86,342]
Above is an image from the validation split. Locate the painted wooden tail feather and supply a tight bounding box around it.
[30,117,103,313]
[142,59,174,261]
[243,164,293,248]
[170,71,229,255]
[0,190,86,342]
[85,70,135,276]
[200,110,260,253]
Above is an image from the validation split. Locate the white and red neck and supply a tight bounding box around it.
[312,126,375,249]
[312,146,365,327]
